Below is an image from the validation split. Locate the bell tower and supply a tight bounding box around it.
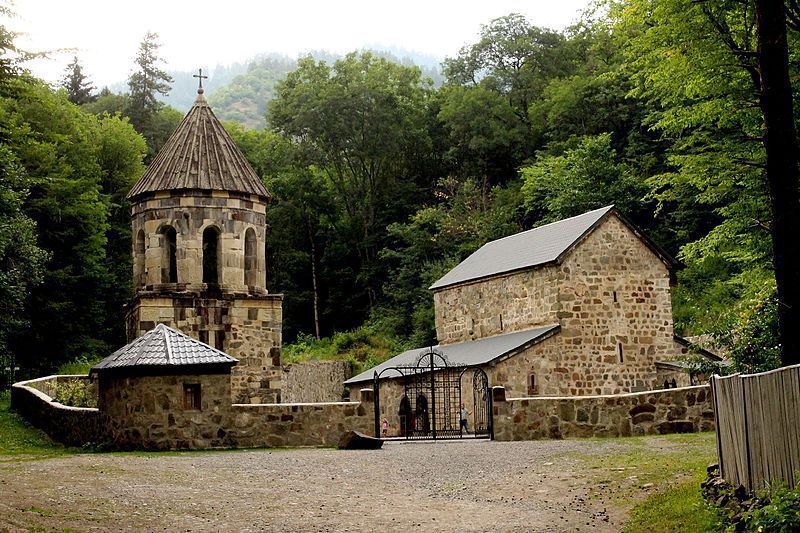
[125,80,283,403]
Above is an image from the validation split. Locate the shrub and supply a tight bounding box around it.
[52,380,97,408]
[741,484,800,533]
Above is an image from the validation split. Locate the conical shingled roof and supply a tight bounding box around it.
[127,90,271,200]
[91,324,238,374]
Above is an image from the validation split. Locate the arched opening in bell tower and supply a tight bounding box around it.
[135,229,146,286]
[160,226,178,283]
[244,228,257,287]
[202,226,221,285]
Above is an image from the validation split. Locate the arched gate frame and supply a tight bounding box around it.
[373,348,493,440]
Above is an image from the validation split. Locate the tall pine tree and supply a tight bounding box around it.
[60,56,96,105]
[127,32,172,157]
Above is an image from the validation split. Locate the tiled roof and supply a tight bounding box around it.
[127,90,271,200]
[345,325,560,384]
[430,206,615,290]
[91,324,238,373]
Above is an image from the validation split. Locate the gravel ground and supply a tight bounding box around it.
[0,438,643,532]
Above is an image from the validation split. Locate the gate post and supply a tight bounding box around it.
[373,372,380,439]
[430,350,436,439]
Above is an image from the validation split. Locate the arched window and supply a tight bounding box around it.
[244,228,257,287]
[160,226,177,283]
[135,229,146,286]
[202,226,220,284]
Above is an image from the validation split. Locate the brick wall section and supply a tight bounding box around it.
[10,376,103,446]
[282,361,352,403]
[433,214,675,394]
[126,294,283,404]
[492,384,714,441]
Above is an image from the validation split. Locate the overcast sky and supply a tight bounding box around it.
[13,0,592,87]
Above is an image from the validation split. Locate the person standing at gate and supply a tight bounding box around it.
[460,404,469,433]
[381,417,389,438]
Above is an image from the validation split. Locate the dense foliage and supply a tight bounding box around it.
[2,0,797,380]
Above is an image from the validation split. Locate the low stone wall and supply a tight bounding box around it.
[492,384,714,441]
[228,389,374,448]
[282,361,352,403]
[10,375,103,447]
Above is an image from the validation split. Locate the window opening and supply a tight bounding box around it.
[244,228,257,287]
[202,227,220,284]
[183,384,201,410]
[160,226,177,283]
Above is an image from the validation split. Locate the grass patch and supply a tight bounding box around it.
[0,393,76,460]
[579,432,723,532]
[624,470,723,532]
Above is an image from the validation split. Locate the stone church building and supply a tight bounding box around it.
[347,206,719,397]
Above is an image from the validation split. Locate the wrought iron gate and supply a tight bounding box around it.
[373,348,492,440]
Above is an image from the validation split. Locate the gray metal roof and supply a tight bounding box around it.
[91,324,238,373]
[430,206,614,290]
[344,325,560,385]
[127,90,271,200]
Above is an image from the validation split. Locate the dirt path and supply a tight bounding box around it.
[0,438,668,532]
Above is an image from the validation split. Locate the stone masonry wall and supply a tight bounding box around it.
[434,214,675,394]
[282,361,352,403]
[228,394,374,448]
[11,376,103,447]
[131,190,268,293]
[98,372,374,450]
[433,266,561,345]
[126,293,283,404]
[492,384,714,441]
[99,373,233,450]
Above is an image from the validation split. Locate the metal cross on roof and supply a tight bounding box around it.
[193,68,208,90]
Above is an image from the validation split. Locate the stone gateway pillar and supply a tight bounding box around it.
[125,86,283,404]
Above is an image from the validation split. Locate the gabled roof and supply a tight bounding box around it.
[345,325,560,385]
[127,90,271,201]
[91,324,238,374]
[430,206,674,291]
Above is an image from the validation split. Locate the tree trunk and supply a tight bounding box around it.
[306,216,321,340]
[754,0,800,366]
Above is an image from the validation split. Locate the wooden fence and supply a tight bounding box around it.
[711,363,800,493]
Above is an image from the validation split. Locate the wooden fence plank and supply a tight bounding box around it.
[713,364,800,493]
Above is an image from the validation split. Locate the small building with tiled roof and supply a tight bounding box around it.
[125,85,284,405]
[352,206,719,407]
[93,324,239,449]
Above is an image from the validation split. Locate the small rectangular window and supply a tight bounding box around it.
[618,343,624,363]
[613,290,618,303]
[499,314,504,331]
[183,384,201,410]
[528,374,539,396]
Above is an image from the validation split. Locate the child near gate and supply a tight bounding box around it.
[381,417,388,437]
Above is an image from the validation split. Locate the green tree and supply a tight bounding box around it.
[269,52,434,313]
[612,0,780,365]
[60,56,95,105]
[0,10,48,384]
[521,133,648,223]
[127,31,173,157]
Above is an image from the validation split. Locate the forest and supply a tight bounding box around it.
[0,0,794,383]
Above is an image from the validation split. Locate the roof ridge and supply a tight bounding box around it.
[483,205,614,247]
